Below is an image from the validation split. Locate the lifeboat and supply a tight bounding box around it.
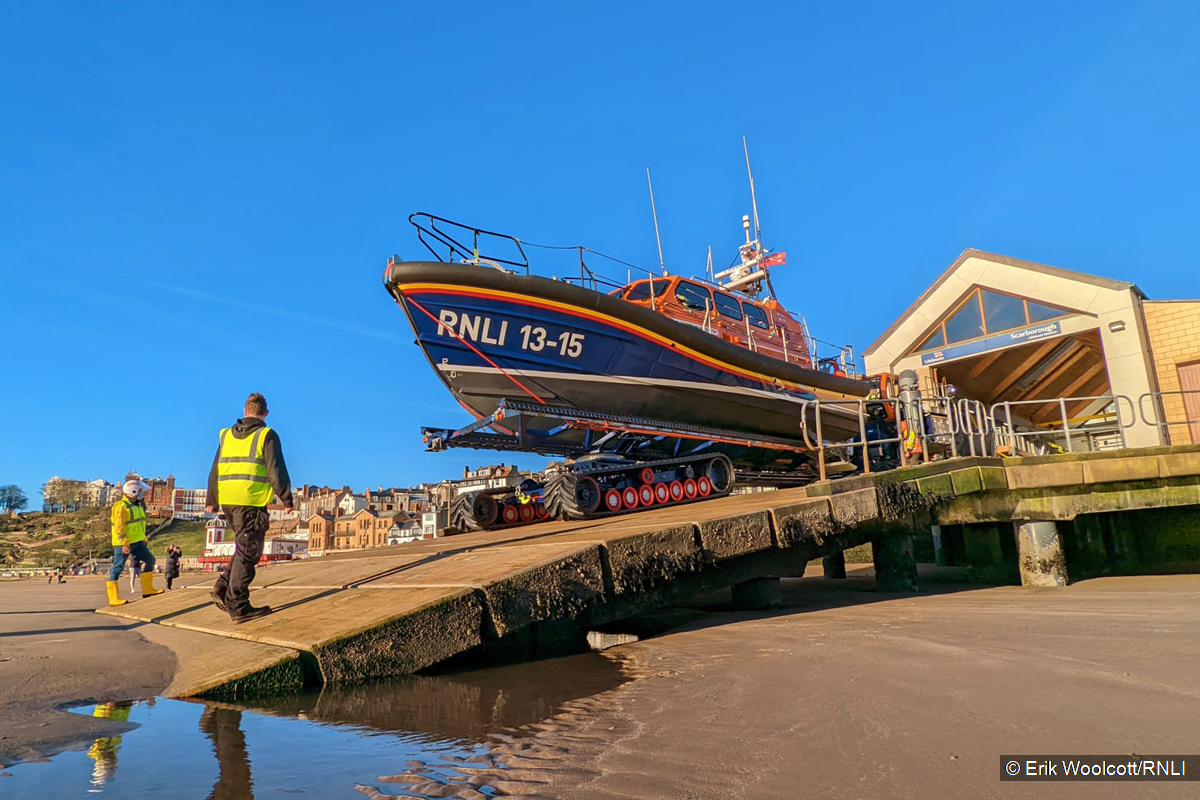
[384,214,871,445]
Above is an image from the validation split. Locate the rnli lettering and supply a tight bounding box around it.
[436,310,510,346]
[434,309,586,358]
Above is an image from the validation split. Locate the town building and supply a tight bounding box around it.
[42,477,123,513]
[864,249,1200,451]
[307,513,335,557]
[387,516,432,545]
[125,473,175,518]
[198,515,307,572]
[172,487,211,520]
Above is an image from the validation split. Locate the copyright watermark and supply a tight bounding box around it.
[1001,756,1197,781]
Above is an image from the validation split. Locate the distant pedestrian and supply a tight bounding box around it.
[103,480,165,607]
[165,545,181,590]
[205,392,293,623]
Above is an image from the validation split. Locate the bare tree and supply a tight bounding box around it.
[0,485,28,512]
[41,478,88,512]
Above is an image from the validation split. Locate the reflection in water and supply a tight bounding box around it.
[86,702,133,791]
[245,650,629,743]
[6,651,629,799]
[199,707,252,800]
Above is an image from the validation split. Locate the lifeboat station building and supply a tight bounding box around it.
[863,249,1200,450]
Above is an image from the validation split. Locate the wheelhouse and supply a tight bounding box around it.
[619,276,813,368]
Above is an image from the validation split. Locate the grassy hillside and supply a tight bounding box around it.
[0,508,178,567]
[147,519,208,556]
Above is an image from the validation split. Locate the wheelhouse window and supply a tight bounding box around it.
[743,303,770,329]
[674,281,713,311]
[624,278,671,301]
[712,291,743,320]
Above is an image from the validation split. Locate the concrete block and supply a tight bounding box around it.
[872,535,918,592]
[1006,461,1085,490]
[916,472,956,500]
[771,498,836,547]
[601,524,703,594]
[822,551,847,579]
[313,588,486,684]
[949,467,983,495]
[1157,452,1200,479]
[731,577,782,610]
[481,545,606,638]
[1082,456,1161,485]
[830,488,880,528]
[979,466,1009,491]
[696,510,774,561]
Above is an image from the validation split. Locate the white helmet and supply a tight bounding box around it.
[122,480,151,500]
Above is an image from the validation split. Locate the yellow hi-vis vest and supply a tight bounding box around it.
[110,499,147,546]
[216,425,275,507]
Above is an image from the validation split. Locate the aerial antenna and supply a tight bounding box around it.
[646,167,668,276]
[706,245,714,282]
[743,136,762,247]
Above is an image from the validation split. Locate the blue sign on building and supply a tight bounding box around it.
[921,321,1063,366]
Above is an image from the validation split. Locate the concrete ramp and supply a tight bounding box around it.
[98,445,1200,698]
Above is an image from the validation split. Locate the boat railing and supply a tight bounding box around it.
[409,212,531,274]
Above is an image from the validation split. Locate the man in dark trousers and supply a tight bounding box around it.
[205,392,293,623]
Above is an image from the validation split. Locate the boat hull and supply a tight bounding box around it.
[386,262,868,444]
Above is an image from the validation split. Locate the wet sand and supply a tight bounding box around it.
[5,570,1200,798]
[0,576,185,765]
[454,570,1200,799]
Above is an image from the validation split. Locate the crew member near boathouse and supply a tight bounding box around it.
[205,392,294,623]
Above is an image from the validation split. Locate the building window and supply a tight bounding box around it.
[912,288,1073,353]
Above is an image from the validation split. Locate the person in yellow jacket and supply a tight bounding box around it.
[204,392,293,623]
[87,702,133,788]
[104,479,165,606]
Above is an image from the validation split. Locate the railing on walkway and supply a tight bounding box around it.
[797,388,1200,481]
[1138,390,1200,446]
[988,395,1136,455]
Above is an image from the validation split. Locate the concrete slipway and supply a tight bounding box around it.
[98,445,1200,699]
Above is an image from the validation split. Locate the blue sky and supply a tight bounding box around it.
[3,1,1199,506]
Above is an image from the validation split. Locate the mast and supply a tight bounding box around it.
[744,136,762,250]
[646,167,668,276]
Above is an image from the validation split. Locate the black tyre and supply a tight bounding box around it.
[561,475,602,518]
[450,493,480,532]
[704,456,735,495]
[450,492,499,532]
[542,473,569,520]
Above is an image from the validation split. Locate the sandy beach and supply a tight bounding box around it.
[4,570,1200,798]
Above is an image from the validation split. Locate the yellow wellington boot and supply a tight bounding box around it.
[140,571,164,598]
[105,580,128,606]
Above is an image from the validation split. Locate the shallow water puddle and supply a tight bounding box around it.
[2,650,630,799]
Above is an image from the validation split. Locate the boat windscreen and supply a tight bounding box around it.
[675,281,713,311]
[713,291,743,320]
[743,303,769,329]
[624,278,672,301]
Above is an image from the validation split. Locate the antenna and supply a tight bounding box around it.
[646,167,667,276]
[706,245,713,282]
[743,136,762,246]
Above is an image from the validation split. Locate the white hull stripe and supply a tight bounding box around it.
[436,364,863,420]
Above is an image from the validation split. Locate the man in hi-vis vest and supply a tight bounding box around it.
[104,479,164,606]
[205,392,293,623]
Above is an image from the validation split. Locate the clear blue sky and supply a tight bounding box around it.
[3,1,1199,506]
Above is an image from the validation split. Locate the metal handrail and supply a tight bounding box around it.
[409,212,531,272]
[1136,390,1200,441]
[988,394,1135,454]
